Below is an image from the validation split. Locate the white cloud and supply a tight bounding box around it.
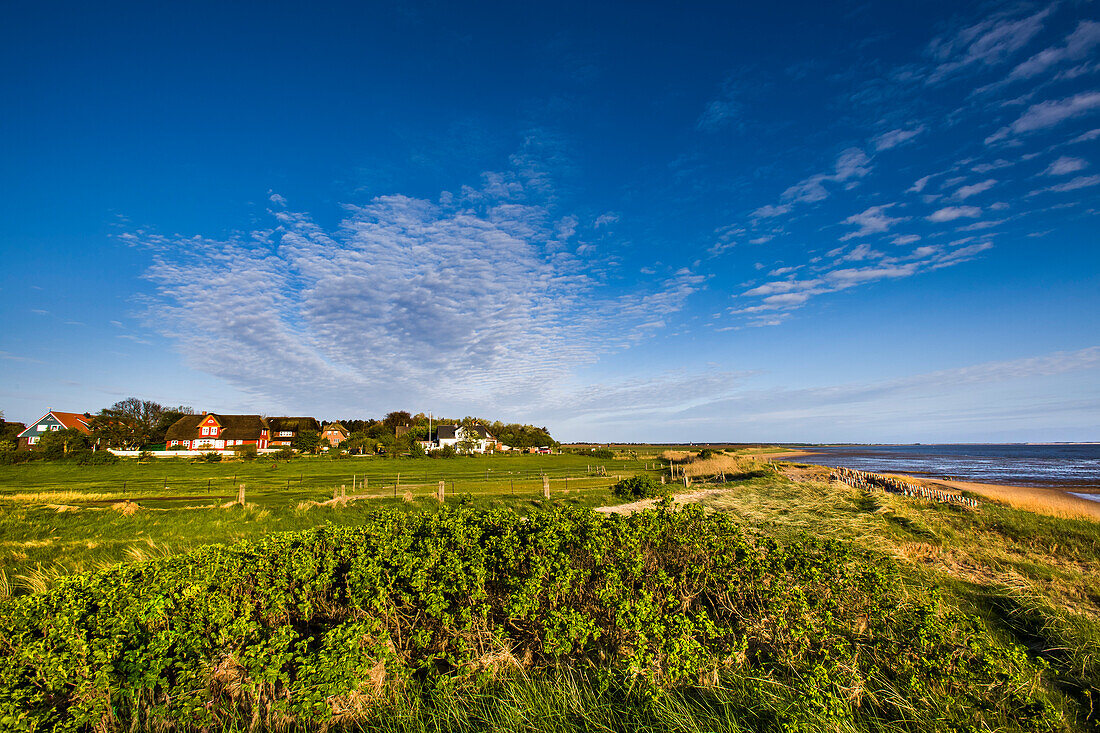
[136,165,704,414]
[839,204,906,240]
[1044,156,1088,175]
[892,234,921,245]
[954,178,997,199]
[734,236,993,320]
[927,205,982,222]
[1030,174,1100,195]
[751,204,791,219]
[986,91,1100,143]
[782,148,872,204]
[873,125,926,151]
[926,6,1052,83]
[1008,20,1100,80]
[908,175,934,193]
[268,193,287,206]
[594,212,619,228]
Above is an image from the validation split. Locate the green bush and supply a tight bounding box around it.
[234,444,258,461]
[274,447,295,461]
[612,474,667,499]
[0,505,1061,732]
[201,451,222,463]
[0,508,1064,730]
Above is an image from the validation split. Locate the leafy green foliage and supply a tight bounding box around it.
[612,474,667,499]
[201,451,222,463]
[0,505,1061,732]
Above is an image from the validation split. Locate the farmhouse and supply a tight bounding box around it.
[433,424,504,453]
[17,410,92,448]
[267,417,322,447]
[164,413,270,451]
[320,422,349,447]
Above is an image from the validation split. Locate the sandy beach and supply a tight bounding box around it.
[819,465,1100,521]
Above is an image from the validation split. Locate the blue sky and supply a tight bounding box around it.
[1,0,1098,442]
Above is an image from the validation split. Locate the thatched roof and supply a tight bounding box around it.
[266,417,321,433]
[164,414,268,441]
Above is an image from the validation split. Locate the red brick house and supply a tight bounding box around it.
[164,414,270,451]
[321,422,349,447]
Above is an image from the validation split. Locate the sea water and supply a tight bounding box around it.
[795,444,1100,492]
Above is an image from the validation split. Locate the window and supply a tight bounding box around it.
[50,425,59,430]
[201,427,209,435]
[37,424,47,431]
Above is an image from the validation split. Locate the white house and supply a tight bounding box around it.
[432,424,503,453]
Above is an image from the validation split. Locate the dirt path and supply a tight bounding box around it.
[595,488,730,515]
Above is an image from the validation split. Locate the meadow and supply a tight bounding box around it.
[1,449,1098,731]
[0,451,661,588]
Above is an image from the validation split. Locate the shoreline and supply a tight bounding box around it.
[778,458,1100,521]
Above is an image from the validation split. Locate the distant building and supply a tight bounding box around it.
[164,414,270,451]
[432,424,505,453]
[266,417,322,447]
[17,411,92,449]
[321,422,349,447]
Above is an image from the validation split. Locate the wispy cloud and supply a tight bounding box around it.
[134,156,704,414]
[839,204,906,240]
[927,205,982,222]
[1043,156,1088,175]
[733,236,993,321]
[1007,20,1100,81]
[954,178,997,199]
[986,91,1100,144]
[781,148,872,204]
[925,6,1052,83]
[1029,174,1100,195]
[872,125,925,151]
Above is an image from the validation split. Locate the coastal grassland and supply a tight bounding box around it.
[0,502,1077,732]
[1,453,1099,731]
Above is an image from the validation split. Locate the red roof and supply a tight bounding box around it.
[51,411,92,433]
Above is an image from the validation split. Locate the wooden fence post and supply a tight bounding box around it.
[237,484,245,505]
[341,484,346,499]
[438,480,445,502]
[543,475,550,499]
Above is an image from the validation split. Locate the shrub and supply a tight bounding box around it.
[165,444,186,451]
[234,444,258,461]
[201,451,222,463]
[72,450,120,466]
[612,474,668,500]
[274,447,295,461]
[138,450,155,460]
[0,505,1060,732]
[697,448,716,460]
[430,444,457,459]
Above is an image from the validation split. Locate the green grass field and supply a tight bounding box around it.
[0,452,665,588]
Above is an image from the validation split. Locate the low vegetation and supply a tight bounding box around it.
[0,450,1097,731]
[0,504,1068,732]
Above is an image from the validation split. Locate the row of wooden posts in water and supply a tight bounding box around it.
[830,466,979,507]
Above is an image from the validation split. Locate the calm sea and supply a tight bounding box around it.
[794,444,1100,493]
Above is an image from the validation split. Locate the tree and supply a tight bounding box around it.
[90,398,193,449]
[456,425,481,454]
[37,428,90,458]
[294,430,321,454]
[383,411,412,431]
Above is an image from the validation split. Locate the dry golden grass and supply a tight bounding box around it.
[659,450,693,462]
[681,454,751,479]
[1,491,118,504]
[937,479,1100,521]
